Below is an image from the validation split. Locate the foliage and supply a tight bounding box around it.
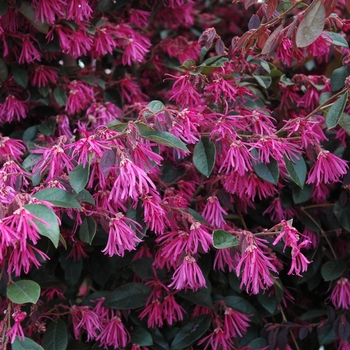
[0,0,350,349]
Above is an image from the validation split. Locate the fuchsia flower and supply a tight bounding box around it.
[33,0,66,24]
[162,293,185,325]
[102,212,142,257]
[202,196,227,229]
[213,248,238,272]
[198,327,235,350]
[30,65,59,87]
[65,80,95,115]
[306,149,348,185]
[224,307,251,337]
[18,35,41,64]
[236,231,278,294]
[70,305,101,341]
[142,193,168,234]
[331,277,350,310]
[168,254,206,291]
[0,95,28,123]
[6,309,27,343]
[139,299,164,328]
[66,0,93,22]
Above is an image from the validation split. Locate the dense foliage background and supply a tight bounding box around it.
[0,0,350,349]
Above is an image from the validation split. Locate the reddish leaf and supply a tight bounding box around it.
[296,0,326,48]
[346,0,350,13]
[261,25,283,56]
[324,0,339,15]
[266,0,277,20]
[244,0,260,9]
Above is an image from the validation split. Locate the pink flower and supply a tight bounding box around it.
[202,196,227,229]
[168,254,206,291]
[188,221,212,253]
[18,36,41,64]
[33,0,66,24]
[0,95,28,123]
[263,197,294,223]
[287,240,311,276]
[331,278,350,309]
[6,309,27,344]
[198,327,235,350]
[129,9,151,28]
[96,315,130,349]
[0,135,26,162]
[224,307,250,337]
[30,65,59,87]
[65,80,95,115]
[70,305,101,341]
[306,149,348,185]
[213,248,238,272]
[142,194,168,234]
[236,231,278,294]
[102,212,142,257]
[162,294,185,325]
[275,38,304,67]
[66,0,93,22]
[139,299,163,328]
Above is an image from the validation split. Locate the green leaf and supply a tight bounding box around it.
[257,292,276,314]
[213,230,239,249]
[170,315,211,350]
[143,100,165,116]
[300,309,326,321]
[326,92,348,129]
[19,1,49,34]
[186,208,209,225]
[74,189,96,205]
[7,280,41,304]
[34,188,81,208]
[0,58,8,82]
[103,283,152,310]
[331,66,350,92]
[12,337,44,350]
[284,155,307,188]
[180,59,196,70]
[223,296,258,315]
[69,164,90,193]
[38,119,56,136]
[12,65,28,89]
[296,0,325,48]
[0,0,8,16]
[334,201,350,231]
[253,75,272,89]
[79,217,97,244]
[253,156,279,185]
[131,327,153,347]
[292,184,312,204]
[321,260,347,281]
[193,137,216,177]
[248,338,268,350]
[178,287,214,309]
[318,322,336,345]
[139,130,189,152]
[42,318,68,350]
[24,204,60,247]
[323,31,349,48]
[53,87,67,106]
[79,76,105,89]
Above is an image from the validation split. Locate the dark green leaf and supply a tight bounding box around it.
[79,217,97,244]
[0,58,8,82]
[139,130,189,152]
[12,65,28,89]
[131,258,154,280]
[34,188,81,208]
[213,230,239,249]
[331,66,350,92]
[69,164,90,193]
[187,208,209,225]
[38,119,56,136]
[79,76,105,89]
[0,0,8,16]
[131,327,153,347]
[37,33,61,52]
[253,75,272,88]
[170,315,211,350]
[42,318,68,350]
[19,1,49,33]
[257,292,276,314]
[53,87,67,106]
[326,92,348,129]
[323,31,349,48]
[292,184,312,204]
[12,337,44,350]
[321,260,347,281]
[334,201,350,231]
[24,204,60,247]
[318,322,336,345]
[223,296,257,315]
[74,189,95,205]
[296,0,325,47]
[193,137,216,177]
[23,126,38,142]
[7,280,40,304]
[300,309,327,321]
[180,59,196,70]
[178,287,214,309]
[248,338,268,349]
[59,253,82,286]
[104,283,152,309]
[284,155,307,188]
[253,156,279,185]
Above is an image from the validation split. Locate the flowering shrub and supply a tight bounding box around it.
[1,0,350,349]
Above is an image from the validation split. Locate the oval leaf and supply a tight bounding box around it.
[7,280,41,304]
[34,188,81,208]
[321,260,347,281]
[19,1,49,34]
[24,204,60,247]
[331,66,350,92]
[53,87,67,106]
[322,31,349,48]
[139,130,189,152]
[131,327,153,347]
[79,216,97,244]
[12,65,28,89]
[334,201,350,231]
[296,0,326,48]
[170,315,211,350]
[213,230,239,249]
[42,318,68,350]
[69,163,90,193]
[103,283,152,309]
[326,92,348,129]
[12,337,44,350]
[284,154,307,188]
[253,157,279,185]
[0,58,8,82]
[193,137,216,177]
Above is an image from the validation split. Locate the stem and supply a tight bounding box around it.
[280,307,301,350]
[300,208,337,259]
[237,209,247,230]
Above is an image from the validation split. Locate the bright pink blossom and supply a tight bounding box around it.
[198,327,235,350]
[331,278,350,309]
[224,307,251,337]
[202,196,227,229]
[0,95,28,123]
[70,305,101,341]
[6,310,27,344]
[139,299,163,328]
